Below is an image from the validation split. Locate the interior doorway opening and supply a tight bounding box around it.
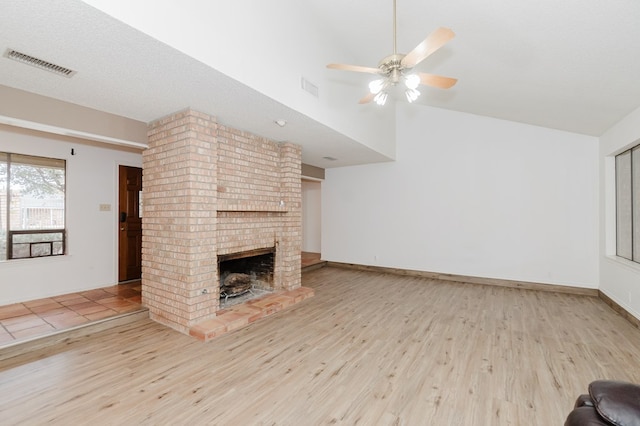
[302,178,321,267]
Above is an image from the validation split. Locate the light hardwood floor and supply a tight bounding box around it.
[2,267,640,425]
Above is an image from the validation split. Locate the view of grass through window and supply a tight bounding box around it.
[0,152,66,260]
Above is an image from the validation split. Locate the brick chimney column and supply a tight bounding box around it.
[142,109,219,334]
[276,142,302,291]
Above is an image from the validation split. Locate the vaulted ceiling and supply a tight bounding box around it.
[2,0,640,167]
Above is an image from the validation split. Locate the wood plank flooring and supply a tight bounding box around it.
[1,267,640,425]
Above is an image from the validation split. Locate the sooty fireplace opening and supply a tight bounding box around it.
[218,247,275,308]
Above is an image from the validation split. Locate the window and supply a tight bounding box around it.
[0,152,66,260]
[615,144,640,264]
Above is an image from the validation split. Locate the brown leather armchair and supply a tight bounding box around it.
[565,380,640,426]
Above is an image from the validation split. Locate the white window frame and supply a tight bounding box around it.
[615,144,640,264]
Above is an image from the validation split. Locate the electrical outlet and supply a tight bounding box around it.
[99,204,111,211]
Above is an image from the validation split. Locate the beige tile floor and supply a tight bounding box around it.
[0,281,142,346]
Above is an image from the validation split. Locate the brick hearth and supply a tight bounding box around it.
[142,108,312,338]
[189,286,314,342]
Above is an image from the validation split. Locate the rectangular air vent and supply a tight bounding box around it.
[4,49,76,78]
[301,76,319,98]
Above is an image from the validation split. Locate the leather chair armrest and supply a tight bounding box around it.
[589,380,640,426]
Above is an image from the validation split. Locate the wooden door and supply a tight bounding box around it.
[118,165,142,282]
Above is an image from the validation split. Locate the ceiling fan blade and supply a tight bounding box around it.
[401,27,455,69]
[327,63,381,74]
[418,73,458,89]
[358,92,376,104]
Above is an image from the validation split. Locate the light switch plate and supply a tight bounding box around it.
[99,204,111,211]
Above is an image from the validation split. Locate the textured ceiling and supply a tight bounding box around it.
[0,0,391,168]
[2,0,640,168]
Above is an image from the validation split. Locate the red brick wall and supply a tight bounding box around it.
[142,109,301,335]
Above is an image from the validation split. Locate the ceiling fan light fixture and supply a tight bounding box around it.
[326,1,457,105]
[374,91,388,106]
[369,78,386,94]
[405,88,420,103]
[404,74,420,89]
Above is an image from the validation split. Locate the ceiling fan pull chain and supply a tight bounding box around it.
[393,0,397,55]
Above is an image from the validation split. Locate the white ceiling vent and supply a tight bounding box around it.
[301,76,319,98]
[4,49,76,78]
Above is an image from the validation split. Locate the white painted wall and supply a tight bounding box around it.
[0,125,142,305]
[83,0,395,158]
[81,0,396,160]
[599,105,640,320]
[302,180,322,253]
[322,103,599,287]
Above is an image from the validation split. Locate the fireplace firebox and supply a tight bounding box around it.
[218,247,275,307]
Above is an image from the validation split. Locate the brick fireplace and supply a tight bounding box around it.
[142,109,311,338]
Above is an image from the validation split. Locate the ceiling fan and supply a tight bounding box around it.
[327,0,457,105]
